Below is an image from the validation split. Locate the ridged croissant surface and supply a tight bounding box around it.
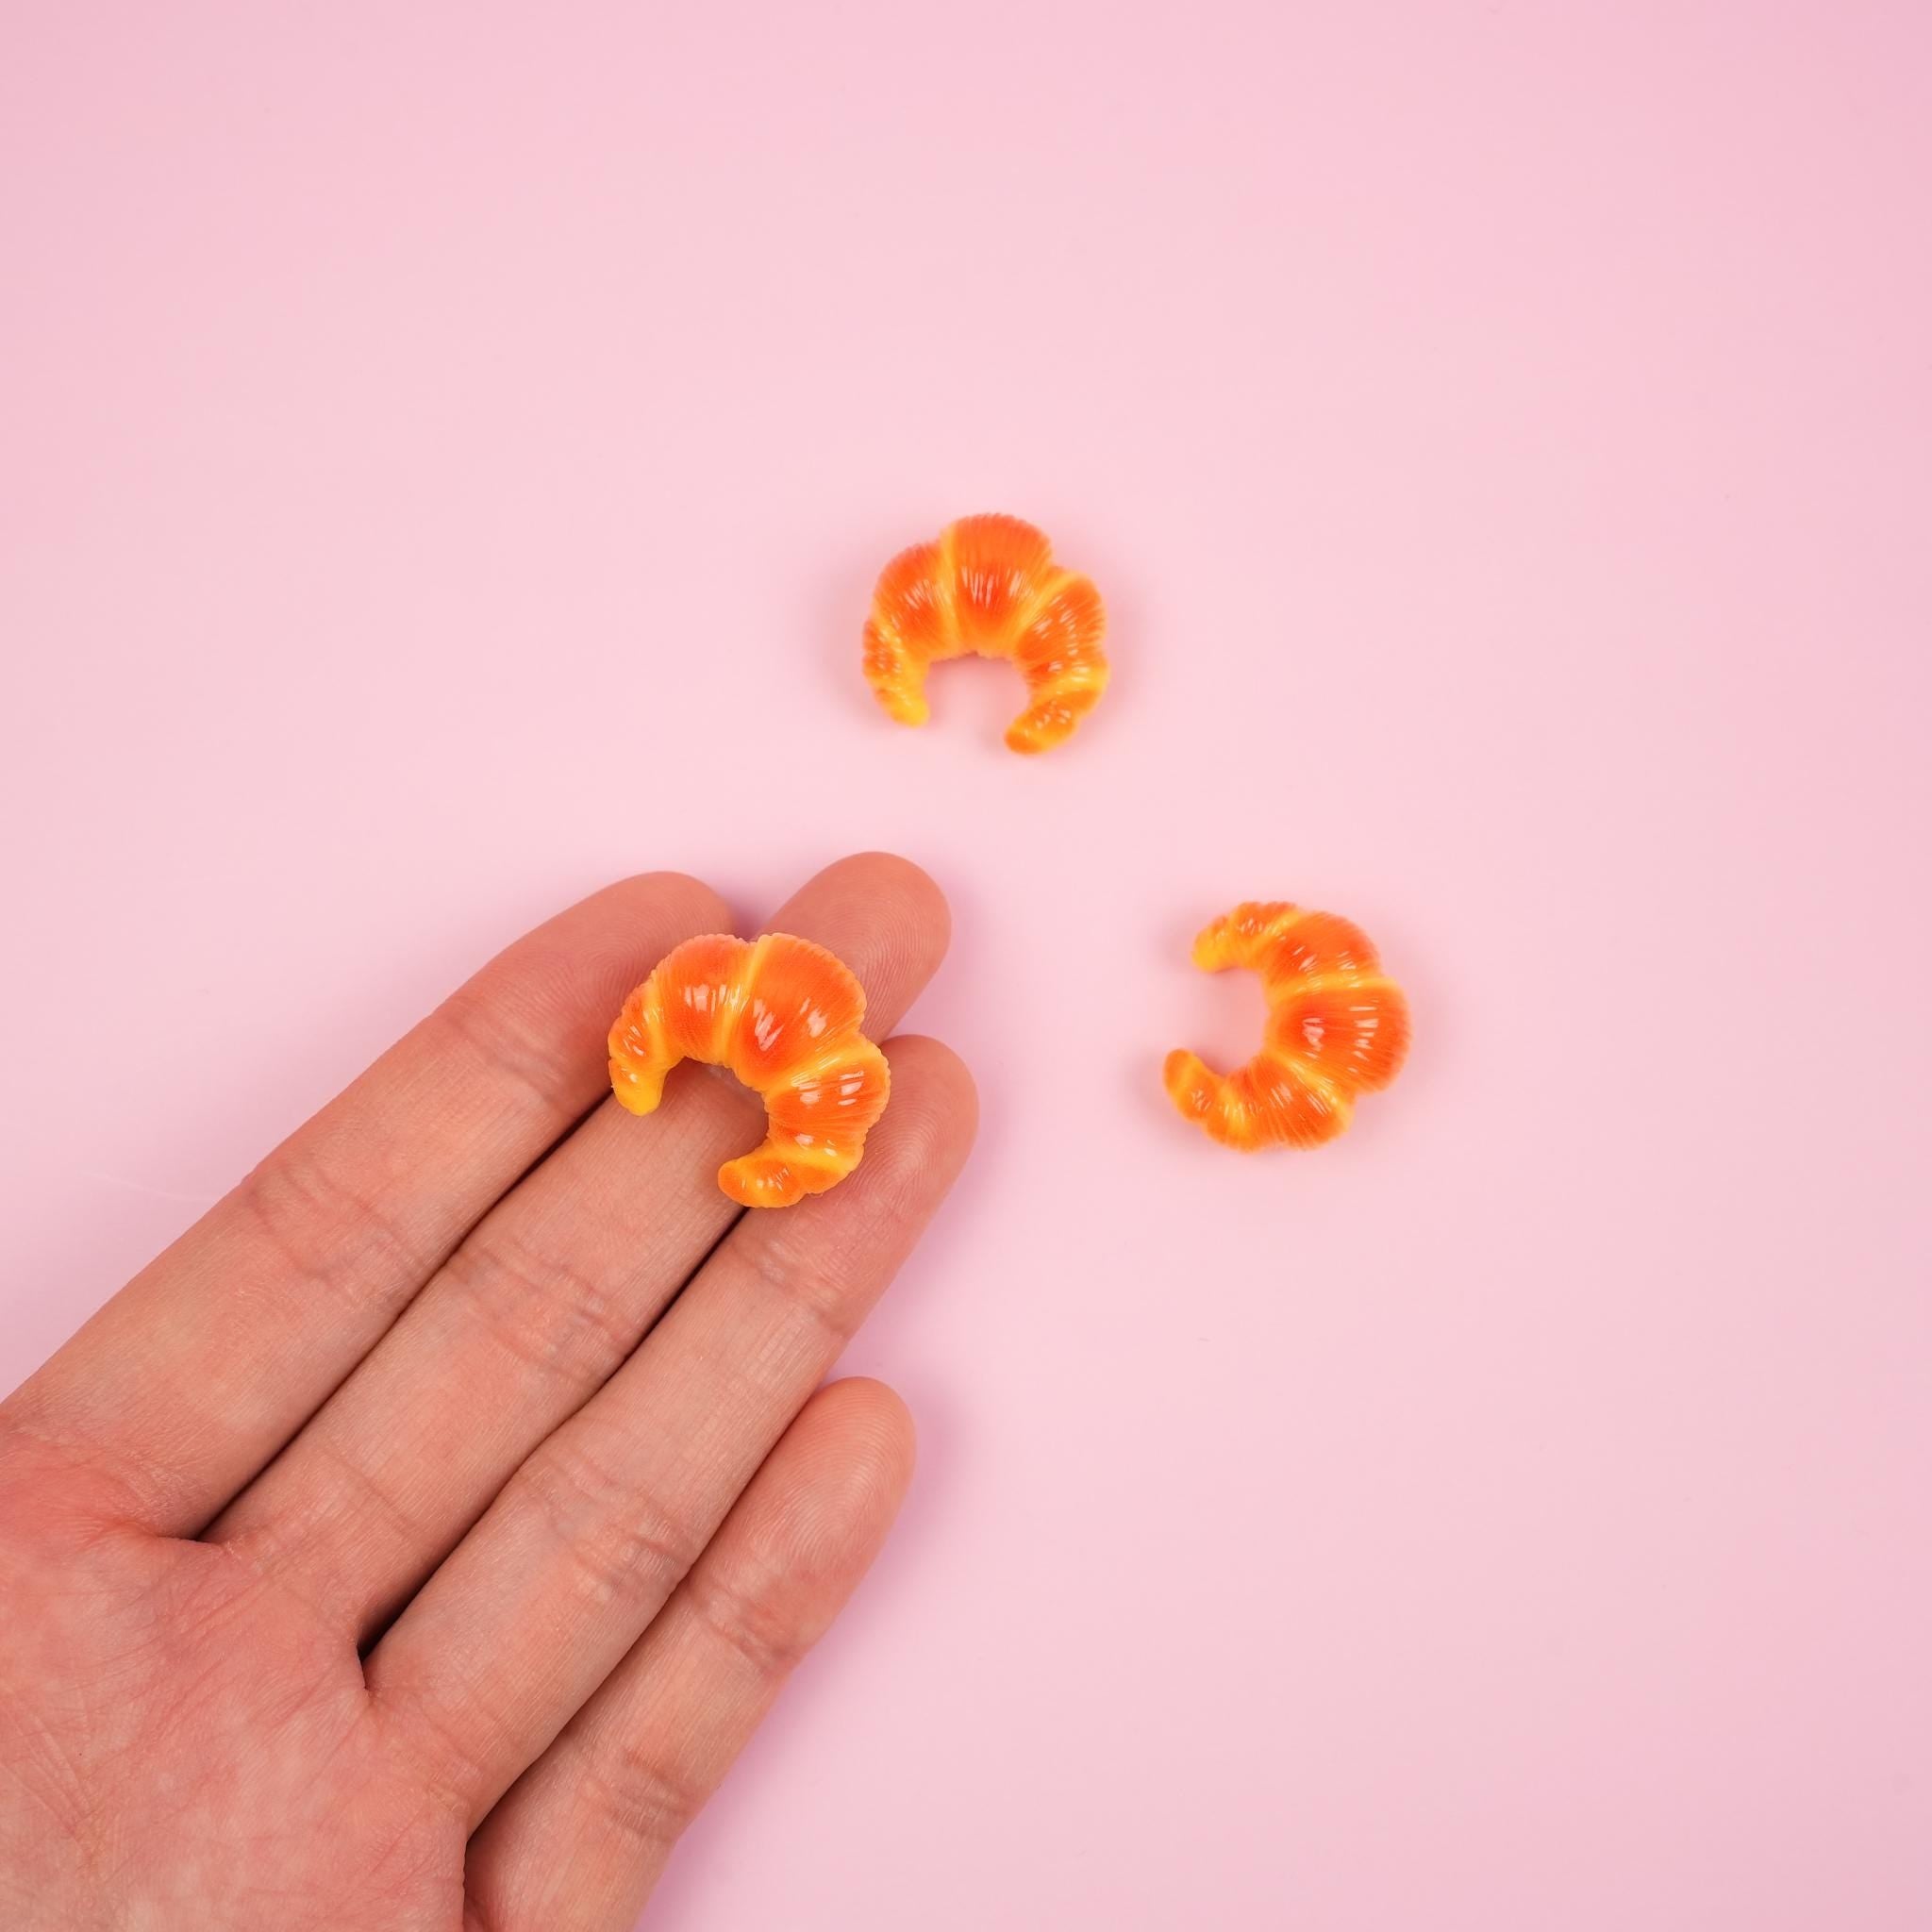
[862,513,1108,753]
[608,933,891,1208]
[1163,903,1410,1151]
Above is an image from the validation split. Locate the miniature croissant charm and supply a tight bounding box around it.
[608,933,891,1207]
[862,513,1109,753]
[1164,902,1410,1151]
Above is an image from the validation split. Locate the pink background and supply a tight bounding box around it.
[4,5,1929,1926]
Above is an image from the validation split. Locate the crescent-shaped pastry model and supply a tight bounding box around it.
[862,513,1109,753]
[608,933,891,1207]
[1163,902,1410,1151]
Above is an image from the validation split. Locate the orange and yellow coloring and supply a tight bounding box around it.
[1163,903,1410,1151]
[608,933,891,1208]
[862,513,1108,753]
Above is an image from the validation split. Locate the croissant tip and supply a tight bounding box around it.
[719,1159,800,1209]
[608,1065,663,1117]
[1161,1049,1210,1109]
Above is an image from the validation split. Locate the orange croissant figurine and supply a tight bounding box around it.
[862,513,1108,753]
[608,933,891,1207]
[1164,902,1410,1151]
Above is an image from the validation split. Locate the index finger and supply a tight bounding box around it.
[1,871,732,1536]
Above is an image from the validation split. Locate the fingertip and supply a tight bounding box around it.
[764,853,952,1035]
[803,1376,918,1503]
[744,1381,915,1596]
[808,851,950,952]
[880,1034,979,1158]
[601,870,735,940]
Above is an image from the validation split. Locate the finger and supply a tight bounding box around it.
[3,874,732,1537]
[368,1034,974,1822]
[208,854,949,1641]
[463,1379,914,1932]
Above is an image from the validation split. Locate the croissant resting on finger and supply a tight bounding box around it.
[608,933,891,1207]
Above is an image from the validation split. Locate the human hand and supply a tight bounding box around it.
[0,855,973,1931]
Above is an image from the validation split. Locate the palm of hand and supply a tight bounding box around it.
[4,1510,454,1927]
[0,857,971,1931]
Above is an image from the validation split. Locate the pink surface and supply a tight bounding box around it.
[4,5,1929,1926]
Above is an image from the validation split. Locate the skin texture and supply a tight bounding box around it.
[0,854,974,1932]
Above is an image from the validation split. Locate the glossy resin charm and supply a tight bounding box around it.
[862,513,1108,753]
[608,933,891,1207]
[1163,902,1410,1151]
